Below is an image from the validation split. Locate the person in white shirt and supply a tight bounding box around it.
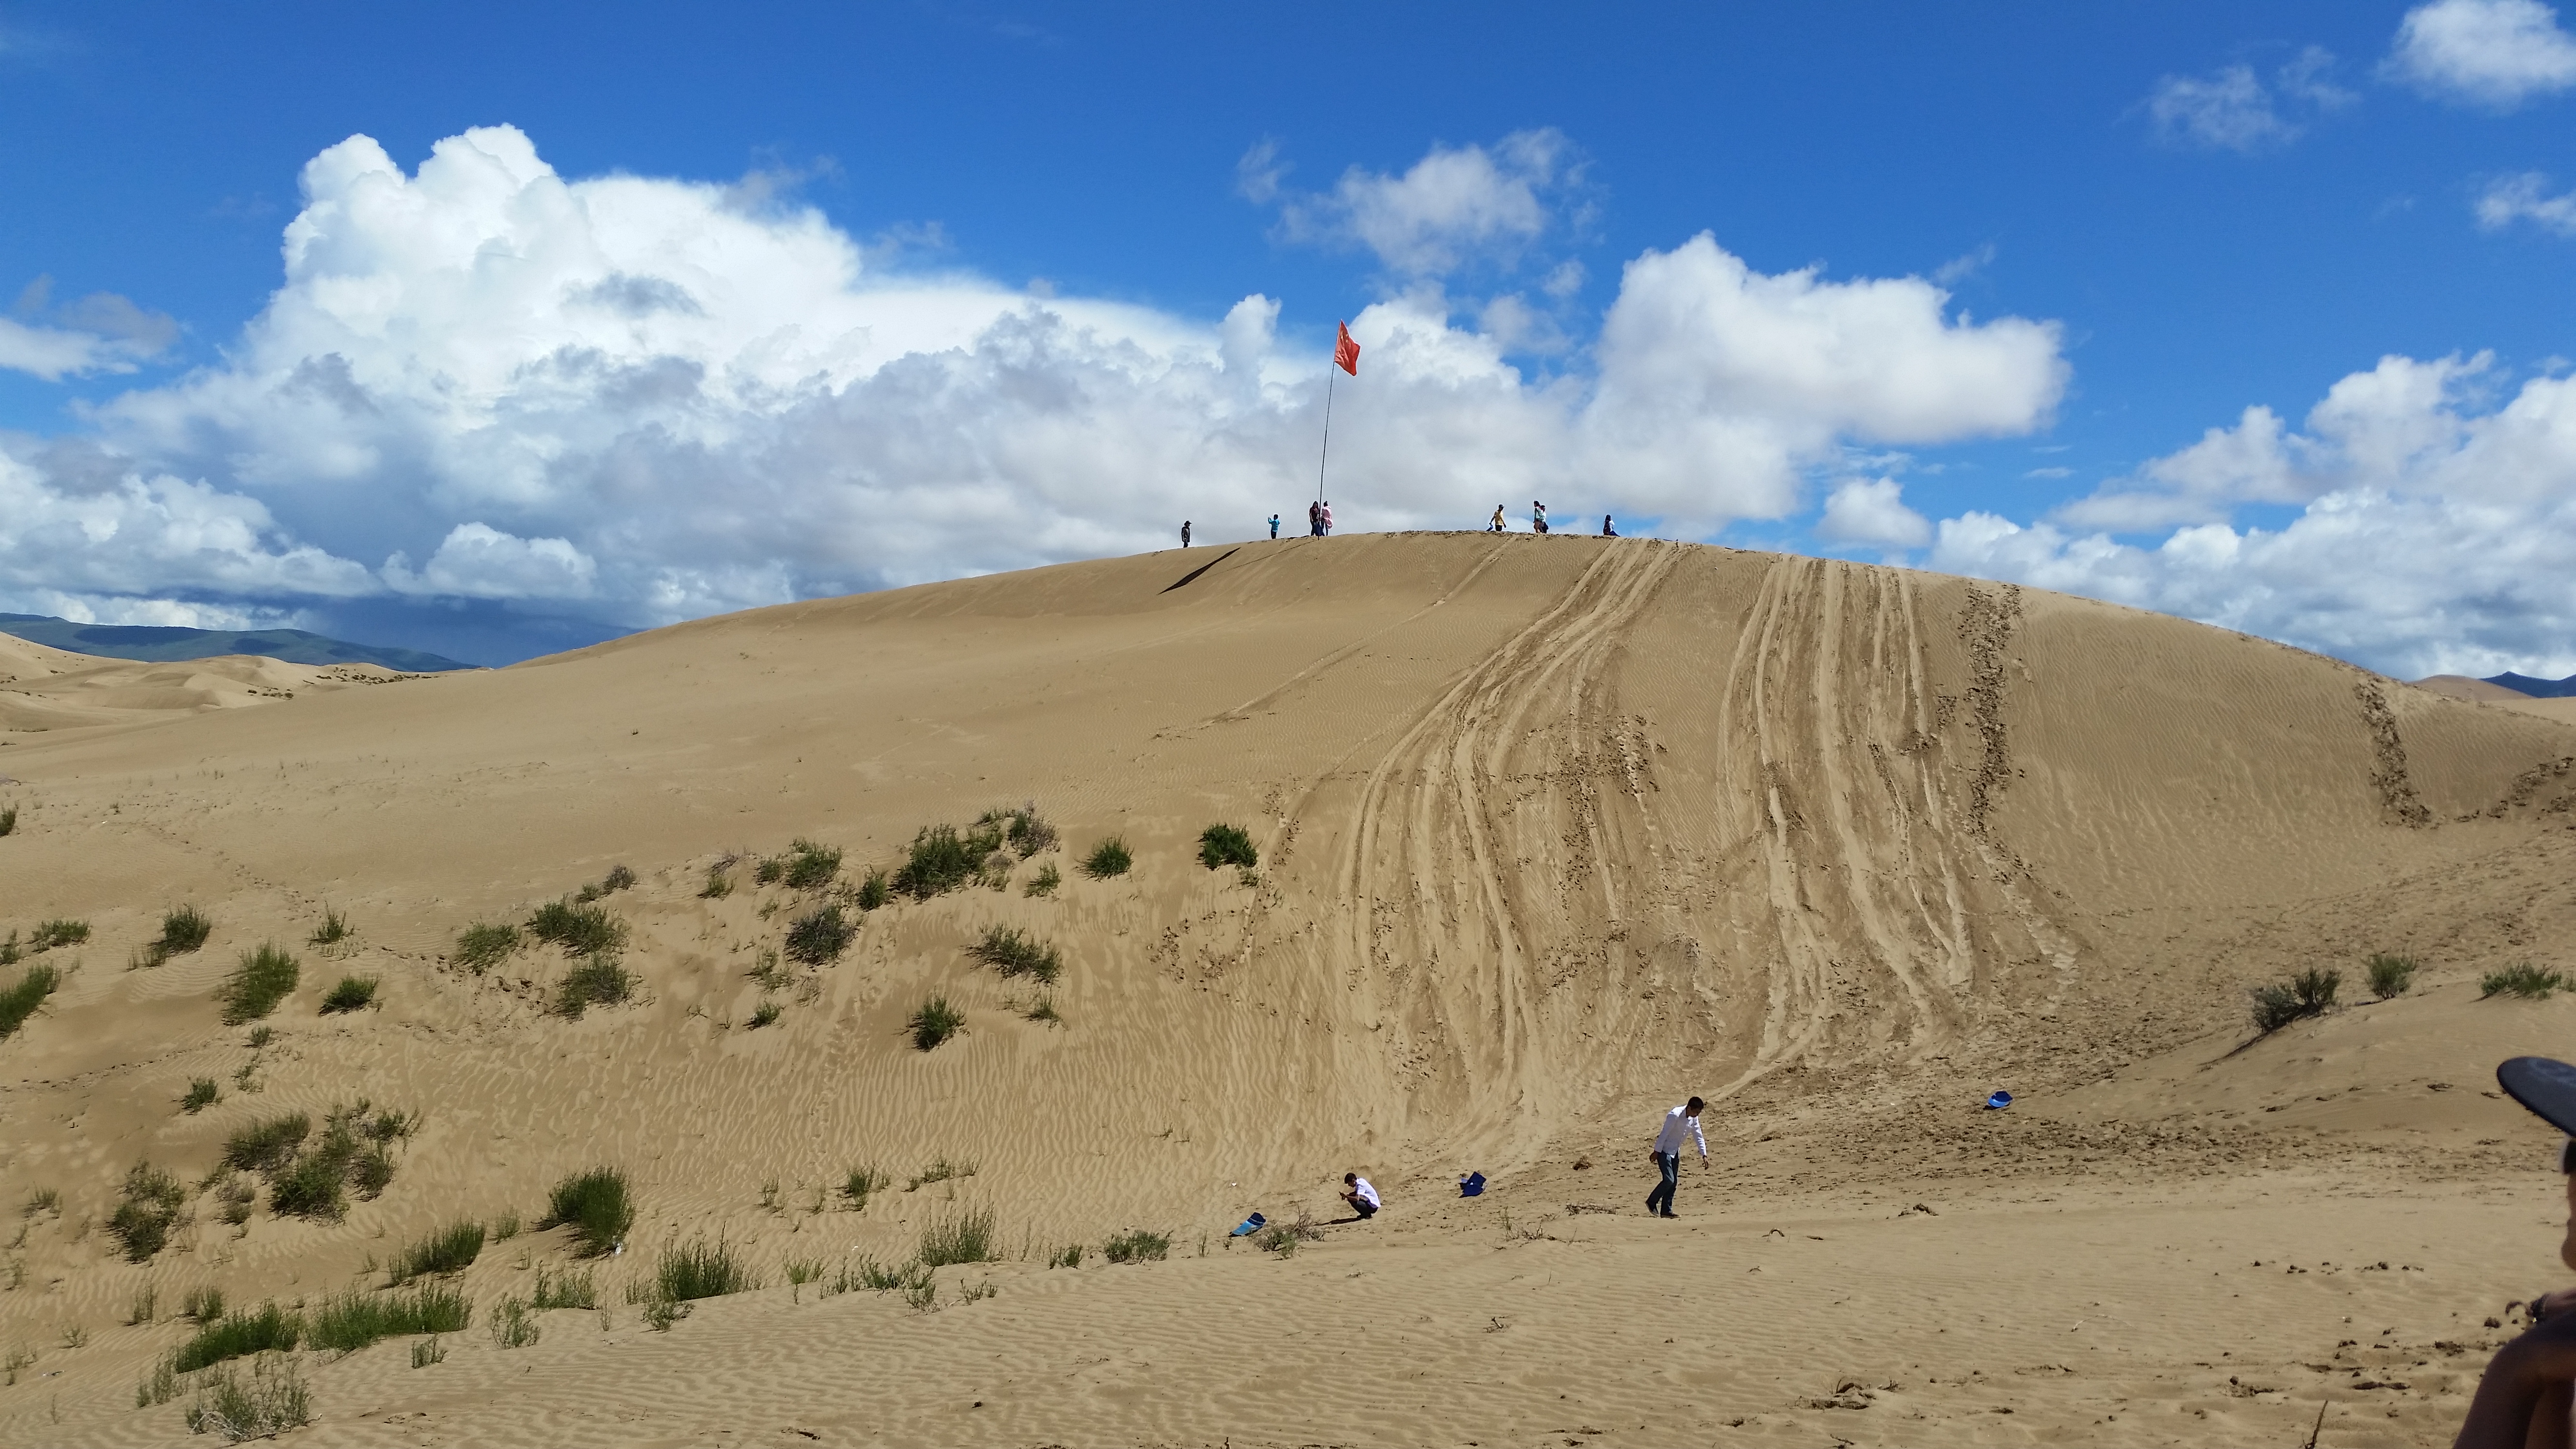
[1646,1097,1708,1219]
[1341,1172,1381,1220]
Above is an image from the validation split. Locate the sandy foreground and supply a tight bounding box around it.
[4,534,2576,1447]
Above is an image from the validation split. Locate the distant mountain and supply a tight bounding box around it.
[2485,672,2576,699]
[0,614,474,672]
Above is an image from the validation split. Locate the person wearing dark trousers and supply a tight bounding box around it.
[1645,1096,1707,1218]
[1341,1172,1381,1220]
[1181,520,1191,548]
[1602,515,1617,537]
[1270,514,1280,540]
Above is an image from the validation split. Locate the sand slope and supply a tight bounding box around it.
[4,535,2576,1446]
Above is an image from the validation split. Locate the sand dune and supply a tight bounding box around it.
[4,535,2575,1445]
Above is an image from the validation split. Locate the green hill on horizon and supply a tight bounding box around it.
[0,613,474,672]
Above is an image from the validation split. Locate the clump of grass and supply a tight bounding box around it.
[173,1302,300,1372]
[855,870,891,911]
[0,961,60,1040]
[554,953,634,1017]
[268,1130,354,1220]
[0,804,14,837]
[1101,1229,1170,1264]
[777,838,842,890]
[135,1352,179,1407]
[30,918,89,950]
[1047,1244,1082,1269]
[657,1237,758,1301]
[307,907,349,947]
[1255,1210,1324,1255]
[491,1210,520,1240]
[783,903,855,965]
[307,1284,469,1352]
[527,900,626,956]
[542,1167,635,1256]
[918,1207,999,1268]
[531,1265,596,1310]
[747,949,789,991]
[1024,862,1062,898]
[904,1275,940,1311]
[181,1077,222,1113]
[908,996,966,1051]
[0,931,16,966]
[1025,997,1062,1026]
[161,905,214,955]
[748,998,783,1029]
[23,1185,58,1215]
[223,1113,310,1174]
[213,1175,255,1226]
[841,1166,888,1210]
[387,1221,484,1285]
[410,1336,445,1368]
[999,802,1060,854]
[894,823,988,899]
[489,1295,538,1349]
[576,864,639,902]
[640,1296,688,1331]
[906,1157,977,1191]
[699,865,733,899]
[1197,823,1258,870]
[129,1286,158,1325]
[1079,837,1132,879]
[2249,967,2339,1035]
[217,944,299,1024]
[319,975,378,1014]
[244,1026,273,1049]
[108,1161,187,1261]
[183,1352,310,1441]
[966,925,1062,983]
[452,922,518,973]
[2367,952,2419,1000]
[2483,962,2567,999]
[182,1287,225,1324]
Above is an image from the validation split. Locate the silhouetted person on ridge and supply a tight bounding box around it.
[1181,520,1191,548]
[1308,499,1322,536]
[1532,500,1549,535]
[1270,514,1280,540]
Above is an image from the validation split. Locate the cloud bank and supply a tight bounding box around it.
[2387,0,2576,108]
[1,125,2067,659]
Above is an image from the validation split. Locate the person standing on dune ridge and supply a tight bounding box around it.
[1320,500,1335,535]
[1181,520,1191,548]
[1270,514,1280,540]
[1490,504,1507,532]
[1645,1097,1707,1218]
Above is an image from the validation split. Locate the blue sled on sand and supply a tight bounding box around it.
[1984,1090,2012,1110]
[1458,1172,1486,1197]
[1229,1212,1266,1237]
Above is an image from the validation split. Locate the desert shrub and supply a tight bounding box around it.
[25,1184,59,1213]
[584,863,638,898]
[1197,823,1258,870]
[0,931,16,966]
[319,975,378,1014]
[218,945,299,1024]
[410,1336,445,1368]
[1025,997,1062,1026]
[917,1207,999,1268]
[855,869,890,911]
[908,996,966,1051]
[269,1149,349,1220]
[841,1165,888,1209]
[491,1210,520,1240]
[2249,967,2340,1035]
[527,900,625,956]
[388,1221,484,1284]
[754,855,785,886]
[1255,1210,1324,1255]
[182,1287,225,1324]
[1080,837,1132,879]
[1048,1244,1082,1269]
[135,1351,179,1407]
[31,918,89,950]
[161,905,214,954]
[531,1265,596,1310]
[699,864,734,899]
[748,998,783,1028]
[894,824,982,898]
[1101,1229,1170,1264]
[307,907,349,947]
[489,1295,539,1349]
[2483,962,2567,999]
[965,925,1062,983]
[0,961,60,1040]
[181,1077,221,1113]
[108,1161,188,1261]
[0,804,13,837]
[555,953,634,1017]
[245,1026,273,1048]
[850,1257,914,1292]
[783,903,855,965]
[2367,952,2419,1000]
[130,1286,158,1325]
[543,1167,635,1256]
[223,1113,311,1174]
[1024,862,1061,898]
[656,1237,758,1301]
[183,1352,310,1441]
[778,839,841,890]
[308,1284,469,1352]
[1000,802,1059,855]
[906,1157,976,1190]
[213,1175,256,1225]
[174,1302,300,1372]
[452,922,518,973]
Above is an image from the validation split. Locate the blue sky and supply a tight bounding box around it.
[3,2,2576,670]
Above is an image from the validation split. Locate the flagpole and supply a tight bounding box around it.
[1316,363,1336,506]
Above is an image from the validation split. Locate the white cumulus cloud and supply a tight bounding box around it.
[2387,0,2576,107]
[2145,48,2354,151]
[0,126,2070,656]
[2478,172,2576,233]
[1266,129,1581,277]
[1931,353,2576,677]
[1816,477,1931,548]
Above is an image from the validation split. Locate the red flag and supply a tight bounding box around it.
[1334,321,1361,376]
